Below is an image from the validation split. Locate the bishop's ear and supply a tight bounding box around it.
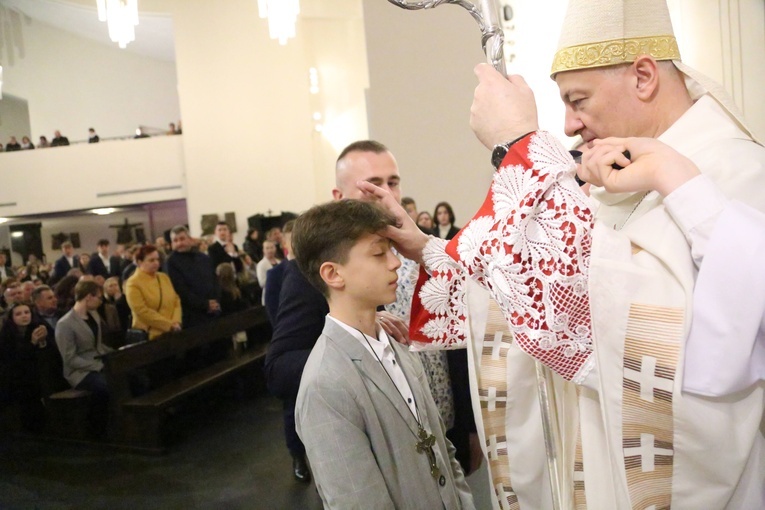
[632,56,660,101]
[319,261,345,291]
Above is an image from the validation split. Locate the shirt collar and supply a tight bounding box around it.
[326,314,391,352]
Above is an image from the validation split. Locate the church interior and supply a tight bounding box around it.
[0,0,763,508]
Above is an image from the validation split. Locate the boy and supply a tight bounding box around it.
[293,200,474,509]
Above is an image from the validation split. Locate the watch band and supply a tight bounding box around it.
[490,131,536,169]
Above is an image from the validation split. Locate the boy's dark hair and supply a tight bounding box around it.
[74,280,101,302]
[292,200,397,297]
[401,197,416,208]
[97,238,110,247]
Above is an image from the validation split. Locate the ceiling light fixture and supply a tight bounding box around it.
[91,208,118,215]
[257,0,300,45]
[96,0,140,49]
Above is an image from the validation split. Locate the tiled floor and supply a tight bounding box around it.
[0,379,493,509]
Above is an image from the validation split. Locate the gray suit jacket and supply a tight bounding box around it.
[55,309,113,387]
[296,319,474,510]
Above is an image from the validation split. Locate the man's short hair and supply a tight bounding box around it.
[170,225,189,237]
[61,241,73,249]
[31,285,52,303]
[97,239,110,247]
[216,221,230,229]
[401,197,416,207]
[292,200,397,296]
[74,280,101,301]
[336,140,389,165]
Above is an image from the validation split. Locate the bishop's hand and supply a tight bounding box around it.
[470,63,539,150]
[580,137,700,197]
[356,181,430,265]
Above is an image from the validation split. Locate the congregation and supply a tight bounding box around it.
[2,0,762,507]
[0,121,181,152]
[0,219,274,436]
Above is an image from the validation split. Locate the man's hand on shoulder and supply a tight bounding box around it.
[376,311,410,346]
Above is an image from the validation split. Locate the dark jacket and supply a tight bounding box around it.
[51,254,80,285]
[0,319,66,399]
[432,225,461,241]
[88,254,122,279]
[165,250,220,328]
[208,241,244,273]
[264,260,328,401]
[264,260,288,324]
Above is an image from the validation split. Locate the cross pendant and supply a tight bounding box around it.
[415,426,440,479]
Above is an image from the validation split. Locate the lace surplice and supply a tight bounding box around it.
[410,131,596,383]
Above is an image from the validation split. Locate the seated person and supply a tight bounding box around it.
[55,280,113,435]
[103,276,130,333]
[0,303,64,432]
[292,200,474,509]
[215,263,251,315]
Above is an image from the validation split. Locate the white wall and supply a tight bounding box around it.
[169,0,369,238]
[362,0,570,225]
[669,0,765,139]
[1,5,180,142]
[0,94,32,143]
[362,1,491,226]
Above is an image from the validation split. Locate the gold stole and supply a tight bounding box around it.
[621,303,683,510]
[478,298,520,510]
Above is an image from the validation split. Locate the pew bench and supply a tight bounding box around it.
[101,307,270,453]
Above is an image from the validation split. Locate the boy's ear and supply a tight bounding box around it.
[319,261,345,291]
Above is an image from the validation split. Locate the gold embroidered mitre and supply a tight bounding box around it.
[549,0,761,142]
[550,0,681,77]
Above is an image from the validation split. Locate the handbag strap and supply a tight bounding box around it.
[156,275,163,311]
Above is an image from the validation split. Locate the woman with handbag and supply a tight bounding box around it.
[125,245,182,340]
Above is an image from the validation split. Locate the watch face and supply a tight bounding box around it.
[492,144,509,169]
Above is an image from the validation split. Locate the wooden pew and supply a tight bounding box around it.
[100,307,270,453]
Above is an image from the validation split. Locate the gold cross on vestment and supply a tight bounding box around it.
[415,426,440,479]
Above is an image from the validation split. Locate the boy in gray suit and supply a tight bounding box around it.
[293,200,474,510]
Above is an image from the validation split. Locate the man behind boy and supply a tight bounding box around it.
[293,200,474,510]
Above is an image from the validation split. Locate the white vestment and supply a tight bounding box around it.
[411,94,765,509]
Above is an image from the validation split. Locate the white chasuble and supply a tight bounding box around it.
[409,96,765,509]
